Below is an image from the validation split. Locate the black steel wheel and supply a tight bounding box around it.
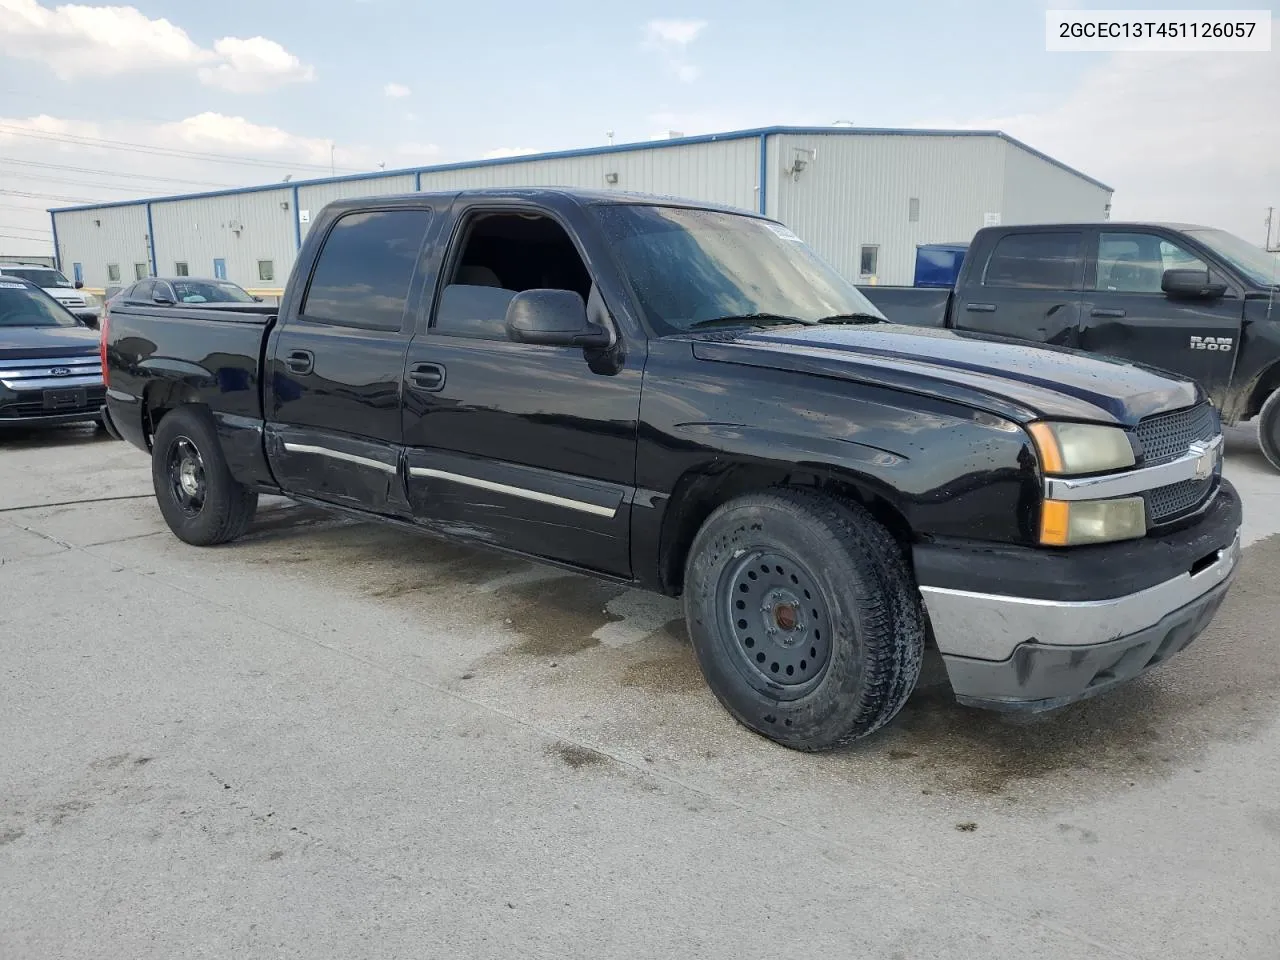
[718,548,832,697]
[166,436,207,518]
[151,406,258,546]
[684,488,925,751]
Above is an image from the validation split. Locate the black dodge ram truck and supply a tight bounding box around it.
[102,189,1242,750]
[858,222,1280,469]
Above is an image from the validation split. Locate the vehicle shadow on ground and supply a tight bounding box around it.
[0,424,114,450]
[226,499,1280,801]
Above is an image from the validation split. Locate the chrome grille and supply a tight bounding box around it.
[1135,402,1221,524]
[1135,402,1217,465]
[0,354,102,391]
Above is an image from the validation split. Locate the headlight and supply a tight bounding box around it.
[1040,497,1146,546]
[1027,421,1135,475]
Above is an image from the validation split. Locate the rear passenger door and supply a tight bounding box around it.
[265,205,435,514]
[951,230,1085,347]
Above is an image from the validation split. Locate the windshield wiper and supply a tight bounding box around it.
[687,313,810,331]
[815,312,887,325]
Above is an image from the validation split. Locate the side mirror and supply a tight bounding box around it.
[152,293,174,305]
[74,280,84,289]
[1162,268,1227,300]
[253,295,264,302]
[505,289,612,348]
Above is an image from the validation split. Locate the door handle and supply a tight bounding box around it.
[965,303,997,313]
[1090,308,1127,319]
[284,349,314,374]
[408,362,446,392]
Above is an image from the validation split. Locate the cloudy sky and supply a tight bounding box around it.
[0,0,1276,256]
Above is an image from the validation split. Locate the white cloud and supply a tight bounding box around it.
[396,142,442,160]
[384,82,411,98]
[925,51,1278,242]
[483,146,538,160]
[158,112,338,166]
[0,0,314,91]
[643,18,707,83]
[197,37,315,93]
[645,19,706,46]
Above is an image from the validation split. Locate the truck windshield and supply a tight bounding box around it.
[0,283,80,327]
[171,280,255,303]
[1,267,72,288]
[1184,228,1280,287]
[593,204,886,335]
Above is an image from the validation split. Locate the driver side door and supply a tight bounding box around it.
[1079,230,1243,405]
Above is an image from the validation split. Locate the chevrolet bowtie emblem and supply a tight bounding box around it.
[1189,441,1214,481]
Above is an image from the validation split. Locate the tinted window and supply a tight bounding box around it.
[0,267,70,287]
[984,232,1082,290]
[133,280,155,301]
[302,209,431,331]
[0,282,78,328]
[172,280,254,303]
[1095,232,1208,293]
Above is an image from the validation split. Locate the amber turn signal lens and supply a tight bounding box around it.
[1027,422,1064,474]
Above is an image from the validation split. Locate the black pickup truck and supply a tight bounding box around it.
[858,222,1280,469]
[102,189,1242,751]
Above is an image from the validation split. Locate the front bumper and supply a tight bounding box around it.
[0,385,106,427]
[917,481,1242,712]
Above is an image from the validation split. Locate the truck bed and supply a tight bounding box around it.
[856,286,952,328]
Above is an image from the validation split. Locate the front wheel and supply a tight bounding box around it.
[151,406,258,545]
[683,489,924,751]
[1259,389,1280,473]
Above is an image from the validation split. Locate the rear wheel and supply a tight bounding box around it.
[1260,389,1280,473]
[151,406,257,545]
[683,489,924,751]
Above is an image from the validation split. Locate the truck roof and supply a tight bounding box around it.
[320,187,769,221]
[984,221,1214,232]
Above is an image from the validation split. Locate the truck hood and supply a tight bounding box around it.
[0,324,99,361]
[690,324,1200,426]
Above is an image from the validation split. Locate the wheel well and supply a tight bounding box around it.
[1245,363,1280,421]
[141,382,203,447]
[658,462,914,595]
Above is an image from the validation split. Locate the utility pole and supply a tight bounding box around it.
[330,142,336,177]
[1266,207,1280,253]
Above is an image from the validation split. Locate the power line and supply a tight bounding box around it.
[1,188,96,203]
[0,122,363,174]
[0,171,199,195]
[0,156,237,188]
[0,224,51,236]
[0,232,54,243]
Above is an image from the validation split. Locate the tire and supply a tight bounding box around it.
[1259,389,1280,473]
[683,489,924,751]
[151,406,258,546]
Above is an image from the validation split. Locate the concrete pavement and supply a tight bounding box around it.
[2,422,1278,959]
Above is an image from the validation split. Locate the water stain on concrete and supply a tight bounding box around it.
[548,741,610,770]
[620,622,704,694]
[0,826,24,845]
[505,576,624,657]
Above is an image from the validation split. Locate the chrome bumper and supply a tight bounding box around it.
[920,532,1241,711]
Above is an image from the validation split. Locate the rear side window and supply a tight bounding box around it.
[301,209,431,331]
[983,232,1082,290]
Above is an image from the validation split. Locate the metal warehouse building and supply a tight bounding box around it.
[49,125,1112,296]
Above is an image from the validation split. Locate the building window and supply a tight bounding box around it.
[859,245,879,277]
[107,263,121,282]
[257,260,274,282]
[134,262,149,280]
[174,261,189,276]
[908,198,920,223]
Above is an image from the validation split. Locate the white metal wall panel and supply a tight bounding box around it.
[1001,142,1112,224]
[150,190,296,291]
[770,133,1007,286]
[416,140,760,213]
[296,174,418,239]
[52,205,149,292]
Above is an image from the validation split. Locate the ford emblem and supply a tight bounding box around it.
[49,366,72,377]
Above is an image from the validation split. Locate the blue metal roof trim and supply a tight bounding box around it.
[47,124,1112,215]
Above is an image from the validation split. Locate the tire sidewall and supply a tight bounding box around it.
[1260,389,1280,472]
[684,496,904,748]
